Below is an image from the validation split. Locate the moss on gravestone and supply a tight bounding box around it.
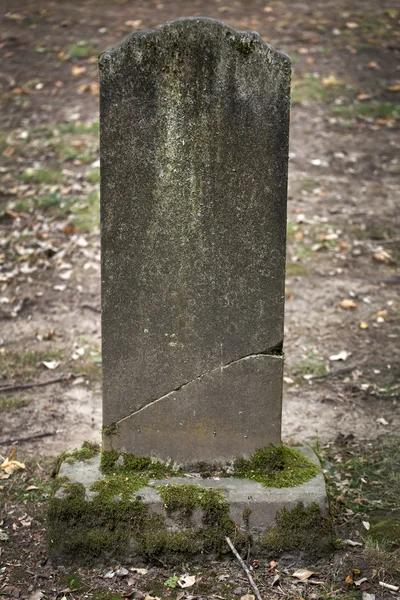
[232,444,321,487]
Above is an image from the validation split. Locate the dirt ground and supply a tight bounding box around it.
[0,0,399,598]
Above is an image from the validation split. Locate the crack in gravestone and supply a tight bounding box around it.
[115,345,283,425]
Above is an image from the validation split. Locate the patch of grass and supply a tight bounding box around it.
[70,191,99,231]
[292,73,346,103]
[286,262,309,277]
[1,349,63,379]
[299,177,319,192]
[57,121,99,135]
[334,102,399,122]
[364,538,400,580]
[19,168,62,185]
[293,355,327,379]
[86,168,100,184]
[67,41,96,59]
[0,395,29,411]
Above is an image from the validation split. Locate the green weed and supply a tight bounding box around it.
[334,102,399,122]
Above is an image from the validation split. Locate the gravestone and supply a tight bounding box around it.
[100,17,291,466]
[49,19,331,563]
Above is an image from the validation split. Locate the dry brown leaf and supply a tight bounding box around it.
[178,575,196,589]
[376,310,388,319]
[125,19,143,28]
[387,84,400,92]
[367,61,380,69]
[357,93,371,101]
[292,569,315,581]
[71,65,86,77]
[0,447,26,475]
[345,575,353,584]
[322,74,341,87]
[340,299,358,310]
[373,250,394,264]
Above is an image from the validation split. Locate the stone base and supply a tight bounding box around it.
[48,447,330,563]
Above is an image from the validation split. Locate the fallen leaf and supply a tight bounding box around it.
[376,417,389,426]
[0,447,26,474]
[322,74,341,87]
[344,539,363,547]
[376,310,388,319]
[178,574,196,589]
[329,350,350,361]
[271,574,280,585]
[0,530,9,541]
[387,84,400,92]
[362,521,370,531]
[357,93,371,101]
[42,360,60,369]
[362,593,375,600]
[373,250,394,264]
[130,568,148,575]
[346,22,359,28]
[367,61,380,69]
[240,595,255,600]
[103,571,114,579]
[71,65,86,77]
[292,569,315,581]
[125,19,143,28]
[28,592,44,600]
[345,575,353,584]
[355,577,368,587]
[359,321,369,329]
[340,299,357,310]
[116,567,129,577]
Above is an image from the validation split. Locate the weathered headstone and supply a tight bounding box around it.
[100,17,291,466]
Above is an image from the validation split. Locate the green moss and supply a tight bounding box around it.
[56,441,100,473]
[100,450,175,479]
[232,444,320,487]
[233,38,253,57]
[260,502,332,554]
[49,445,323,561]
[102,424,118,437]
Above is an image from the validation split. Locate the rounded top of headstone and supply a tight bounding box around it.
[98,17,291,74]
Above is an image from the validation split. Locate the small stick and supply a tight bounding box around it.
[0,431,56,445]
[0,374,73,394]
[81,304,101,313]
[225,536,262,600]
[308,366,357,381]
[379,581,399,592]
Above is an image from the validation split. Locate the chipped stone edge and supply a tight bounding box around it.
[98,16,291,74]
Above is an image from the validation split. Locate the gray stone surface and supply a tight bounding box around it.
[100,17,291,462]
[57,447,328,536]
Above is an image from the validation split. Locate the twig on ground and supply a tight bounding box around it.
[309,366,357,381]
[81,303,101,313]
[0,374,73,393]
[0,431,56,445]
[379,581,399,592]
[225,536,262,600]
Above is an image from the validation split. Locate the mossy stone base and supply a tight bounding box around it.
[48,446,330,563]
